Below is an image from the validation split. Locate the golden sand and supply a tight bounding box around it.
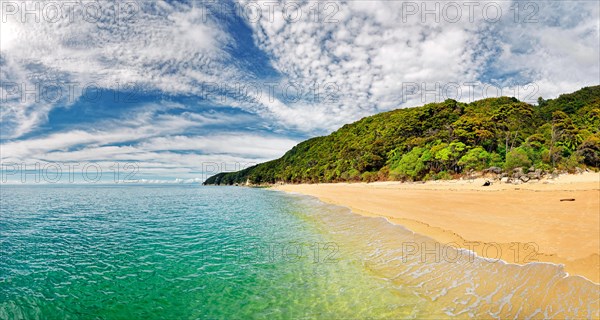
[274,173,600,283]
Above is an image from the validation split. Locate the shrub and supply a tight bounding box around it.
[458,147,491,171]
[435,171,453,180]
[390,147,426,180]
[505,148,532,170]
[560,153,584,172]
[361,171,379,183]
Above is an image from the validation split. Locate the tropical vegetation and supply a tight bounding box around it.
[205,86,600,185]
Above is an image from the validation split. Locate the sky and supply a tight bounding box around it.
[1,0,599,184]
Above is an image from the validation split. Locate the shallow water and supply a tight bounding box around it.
[0,185,598,319]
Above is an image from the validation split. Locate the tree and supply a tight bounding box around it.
[577,134,600,167]
[458,147,491,171]
[433,141,467,172]
[552,111,582,151]
[390,147,427,180]
[452,116,495,147]
[505,148,532,170]
[537,97,547,107]
[491,102,534,157]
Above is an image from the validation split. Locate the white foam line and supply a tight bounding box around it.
[269,188,600,286]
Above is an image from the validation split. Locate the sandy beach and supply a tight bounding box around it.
[274,173,600,283]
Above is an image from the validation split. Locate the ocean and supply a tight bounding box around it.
[0,185,598,319]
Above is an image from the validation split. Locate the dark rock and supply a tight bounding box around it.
[527,169,543,180]
[512,167,524,179]
[485,166,502,174]
[527,172,539,180]
[513,167,524,174]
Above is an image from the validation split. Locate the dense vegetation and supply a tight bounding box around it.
[205,86,600,185]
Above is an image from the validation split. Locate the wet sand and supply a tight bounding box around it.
[274,173,600,283]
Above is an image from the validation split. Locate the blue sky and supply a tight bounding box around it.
[1,0,599,183]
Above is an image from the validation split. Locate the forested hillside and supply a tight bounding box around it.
[205,86,600,185]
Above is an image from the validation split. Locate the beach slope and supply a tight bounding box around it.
[274,173,600,282]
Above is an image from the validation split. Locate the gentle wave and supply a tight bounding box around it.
[285,192,600,319]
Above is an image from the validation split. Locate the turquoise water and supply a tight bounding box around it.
[0,185,411,319]
[1,185,599,319]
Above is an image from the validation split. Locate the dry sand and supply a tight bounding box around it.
[274,173,600,283]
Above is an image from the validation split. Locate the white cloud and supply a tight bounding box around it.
[230,1,485,131]
[0,0,235,138]
[0,103,287,160]
[0,102,299,182]
[138,134,298,158]
[1,143,289,184]
[238,0,599,131]
[6,0,596,139]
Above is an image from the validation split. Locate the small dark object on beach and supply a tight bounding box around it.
[560,198,576,201]
[482,181,492,186]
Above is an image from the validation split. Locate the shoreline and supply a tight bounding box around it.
[273,172,600,283]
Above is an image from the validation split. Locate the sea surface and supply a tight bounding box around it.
[0,185,598,319]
